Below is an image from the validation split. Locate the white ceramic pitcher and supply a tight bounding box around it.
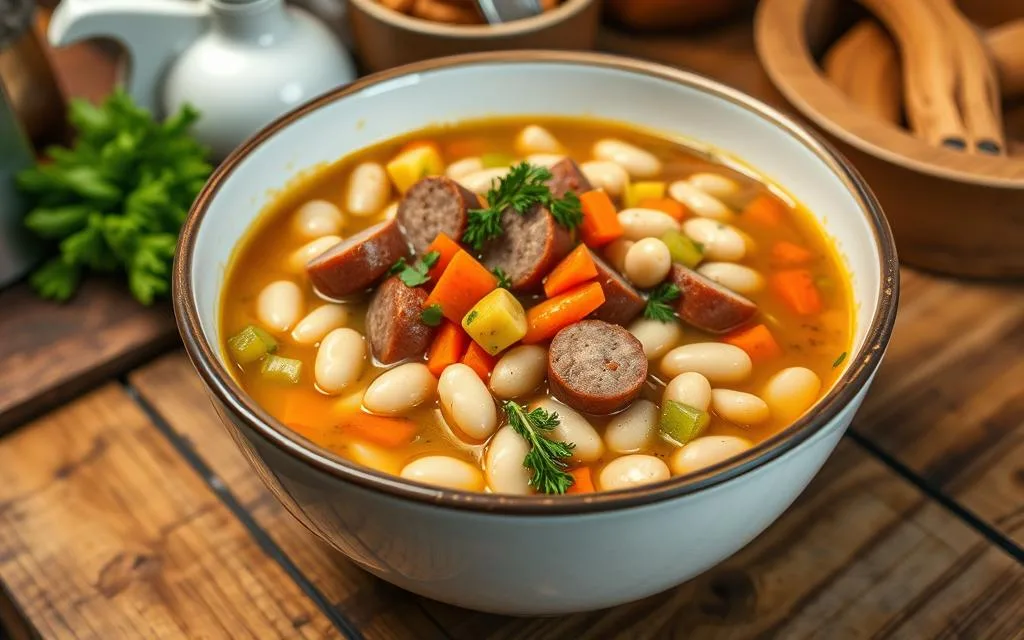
[49,0,357,159]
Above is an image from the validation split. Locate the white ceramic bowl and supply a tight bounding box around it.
[174,52,899,615]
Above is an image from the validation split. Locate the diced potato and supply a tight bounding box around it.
[624,181,666,208]
[386,144,445,193]
[462,289,528,356]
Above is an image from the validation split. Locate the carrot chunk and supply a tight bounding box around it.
[579,190,623,247]
[638,197,688,221]
[338,413,418,448]
[771,269,823,315]
[543,244,599,298]
[771,241,815,266]
[427,320,469,377]
[723,323,782,362]
[424,250,498,323]
[461,341,498,380]
[743,194,786,226]
[425,232,462,282]
[566,467,595,494]
[523,282,606,344]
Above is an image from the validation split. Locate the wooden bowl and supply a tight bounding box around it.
[755,0,1024,279]
[349,0,600,73]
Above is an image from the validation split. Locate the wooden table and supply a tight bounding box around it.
[2,15,1023,640]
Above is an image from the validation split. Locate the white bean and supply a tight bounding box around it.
[663,372,712,411]
[459,167,510,195]
[599,454,670,491]
[605,400,658,454]
[682,218,746,262]
[257,280,303,333]
[668,180,734,221]
[438,363,497,441]
[293,200,344,239]
[628,318,683,360]
[446,156,483,180]
[286,235,341,273]
[670,435,752,476]
[348,441,400,475]
[382,201,398,220]
[533,398,604,463]
[711,389,770,425]
[400,456,484,491]
[687,172,739,198]
[593,139,662,178]
[515,125,562,155]
[315,328,366,394]
[346,162,390,217]
[618,208,680,241]
[624,238,672,288]
[581,160,629,197]
[291,304,348,345]
[485,426,533,494]
[490,345,547,399]
[363,363,437,415]
[525,153,565,168]
[762,367,822,421]
[696,262,764,294]
[603,238,634,272]
[660,342,752,384]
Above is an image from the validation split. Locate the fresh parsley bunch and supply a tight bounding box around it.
[17,90,212,304]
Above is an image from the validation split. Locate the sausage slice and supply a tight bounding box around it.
[546,158,592,199]
[307,219,409,299]
[671,264,757,333]
[480,204,572,292]
[548,320,648,415]
[366,276,435,364]
[589,251,645,325]
[397,176,479,254]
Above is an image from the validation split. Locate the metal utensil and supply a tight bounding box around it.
[476,0,543,24]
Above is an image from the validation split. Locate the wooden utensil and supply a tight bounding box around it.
[988,20,1024,98]
[822,20,901,124]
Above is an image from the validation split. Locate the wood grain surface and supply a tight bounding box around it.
[0,384,339,638]
[130,353,1024,639]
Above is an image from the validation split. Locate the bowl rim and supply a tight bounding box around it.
[173,50,900,515]
[347,0,595,38]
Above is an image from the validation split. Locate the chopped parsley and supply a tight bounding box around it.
[420,303,444,327]
[389,250,440,288]
[465,310,479,325]
[643,282,680,323]
[492,266,512,290]
[832,351,847,368]
[503,401,575,495]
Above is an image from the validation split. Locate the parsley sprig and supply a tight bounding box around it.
[462,162,583,250]
[503,401,575,495]
[420,303,443,327]
[492,267,512,289]
[643,283,681,322]
[388,251,440,288]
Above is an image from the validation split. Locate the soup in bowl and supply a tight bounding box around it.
[175,52,898,615]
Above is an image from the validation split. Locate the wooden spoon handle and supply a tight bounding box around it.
[988,20,1024,99]
[823,20,902,125]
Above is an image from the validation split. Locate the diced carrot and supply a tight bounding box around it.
[444,138,487,158]
[543,244,599,298]
[427,320,469,377]
[743,194,786,226]
[638,197,688,221]
[771,241,815,266]
[723,323,782,362]
[425,232,462,282]
[771,269,823,315]
[566,467,595,494]
[461,341,498,380]
[338,413,418,448]
[424,250,498,324]
[579,190,623,247]
[523,282,606,344]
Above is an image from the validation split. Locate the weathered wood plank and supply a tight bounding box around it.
[0,279,177,434]
[0,384,340,639]
[129,354,450,640]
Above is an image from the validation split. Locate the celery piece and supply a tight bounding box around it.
[481,152,515,168]
[228,325,277,365]
[660,400,710,445]
[661,230,704,268]
[260,355,302,384]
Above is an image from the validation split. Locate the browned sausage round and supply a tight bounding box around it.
[306,219,409,299]
[546,158,592,199]
[548,320,648,415]
[480,204,572,291]
[366,276,435,364]
[589,250,645,325]
[671,264,757,333]
[397,176,479,253]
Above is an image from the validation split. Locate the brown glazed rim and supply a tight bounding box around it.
[348,0,594,39]
[174,50,899,515]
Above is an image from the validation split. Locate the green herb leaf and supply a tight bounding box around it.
[492,267,512,290]
[29,258,81,301]
[387,257,409,276]
[420,303,444,327]
[465,310,479,325]
[462,162,560,250]
[643,283,681,322]
[391,251,441,288]
[832,351,848,368]
[549,190,583,230]
[503,401,575,495]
